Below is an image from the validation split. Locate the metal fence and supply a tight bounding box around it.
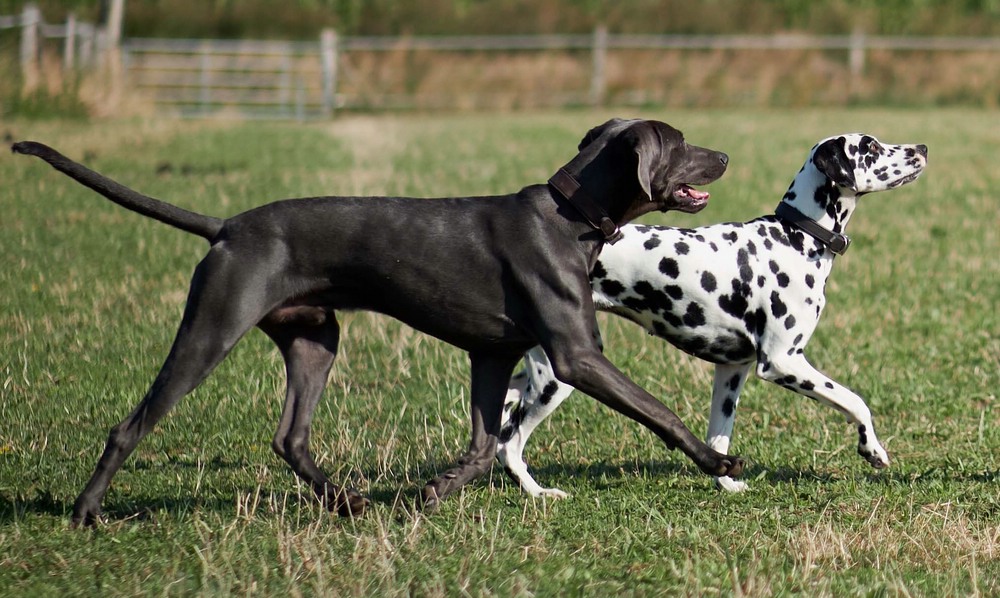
[2,5,104,67]
[121,29,1000,119]
[5,5,1000,119]
[123,37,334,119]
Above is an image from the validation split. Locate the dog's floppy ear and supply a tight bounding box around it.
[812,137,856,188]
[625,121,664,201]
[578,118,627,151]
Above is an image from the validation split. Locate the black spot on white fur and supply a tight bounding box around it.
[722,398,735,417]
[659,258,679,278]
[601,279,625,297]
[539,381,560,405]
[683,302,706,327]
[701,271,717,293]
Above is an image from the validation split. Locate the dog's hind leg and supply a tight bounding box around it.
[421,351,521,511]
[71,250,282,527]
[706,363,753,492]
[757,353,890,469]
[497,346,573,498]
[260,312,369,517]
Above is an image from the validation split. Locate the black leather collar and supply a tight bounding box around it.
[775,202,850,255]
[549,168,623,244]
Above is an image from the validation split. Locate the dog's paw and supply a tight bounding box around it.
[418,485,441,513]
[714,476,749,493]
[71,496,103,528]
[335,490,370,518]
[695,450,745,478]
[507,469,570,500]
[321,485,369,517]
[719,455,745,478]
[859,445,890,469]
[533,487,570,500]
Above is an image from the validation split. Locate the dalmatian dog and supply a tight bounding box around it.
[498,133,928,497]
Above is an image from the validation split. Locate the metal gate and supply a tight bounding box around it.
[123,37,336,119]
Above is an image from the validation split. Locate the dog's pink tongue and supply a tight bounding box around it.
[676,184,710,200]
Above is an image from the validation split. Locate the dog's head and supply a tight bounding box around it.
[810,133,928,194]
[576,118,729,216]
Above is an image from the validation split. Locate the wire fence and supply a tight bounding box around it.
[123,30,1000,118]
[5,2,1000,119]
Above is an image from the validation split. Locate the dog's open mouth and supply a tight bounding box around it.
[672,184,711,213]
[887,171,923,189]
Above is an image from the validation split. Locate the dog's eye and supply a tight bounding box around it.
[869,142,881,154]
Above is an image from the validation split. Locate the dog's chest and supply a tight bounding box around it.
[590,222,832,362]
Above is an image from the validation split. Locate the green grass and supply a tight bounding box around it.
[1,109,998,596]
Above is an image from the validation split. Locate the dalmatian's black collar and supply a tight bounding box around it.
[775,202,851,255]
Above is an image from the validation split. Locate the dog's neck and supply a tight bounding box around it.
[779,164,859,236]
[552,152,646,246]
[564,157,644,216]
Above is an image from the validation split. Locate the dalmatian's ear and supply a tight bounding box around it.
[812,137,856,189]
[578,118,628,151]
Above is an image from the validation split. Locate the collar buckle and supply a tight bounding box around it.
[775,202,851,256]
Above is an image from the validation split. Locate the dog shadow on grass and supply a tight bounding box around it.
[6,463,997,525]
[0,490,69,524]
[512,460,712,489]
[498,460,1000,494]
[0,490,244,526]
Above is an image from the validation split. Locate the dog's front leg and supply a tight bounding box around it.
[543,336,745,479]
[421,352,521,511]
[757,354,890,469]
[707,364,753,492]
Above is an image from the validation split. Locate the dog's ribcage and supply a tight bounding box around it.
[591,219,833,366]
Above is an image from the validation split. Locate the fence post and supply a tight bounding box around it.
[103,0,125,111]
[280,52,292,117]
[849,26,866,95]
[590,24,607,107]
[199,44,211,116]
[64,12,76,70]
[296,76,306,121]
[20,3,40,93]
[79,23,94,66]
[321,28,338,116]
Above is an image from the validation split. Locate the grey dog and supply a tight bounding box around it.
[13,118,738,526]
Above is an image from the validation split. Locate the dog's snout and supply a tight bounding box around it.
[916,144,928,158]
[719,152,729,166]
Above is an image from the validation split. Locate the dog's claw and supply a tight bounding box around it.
[418,486,440,513]
[337,493,370,518]
[695,453,744,479]
[721,456,744,478]
[535,488,570,500]
[71,512,99,528]
[863,451,890,470]
[325,487,369,517]
[71,498,102,528]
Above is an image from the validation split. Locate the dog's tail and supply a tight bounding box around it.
[12,141,223,240]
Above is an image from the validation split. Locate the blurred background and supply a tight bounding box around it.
[1,0,998,119]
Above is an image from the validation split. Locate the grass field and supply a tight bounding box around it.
[1,109,998,596]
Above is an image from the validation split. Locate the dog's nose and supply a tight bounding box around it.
[719,152,729,166]
[916,144,928,157]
